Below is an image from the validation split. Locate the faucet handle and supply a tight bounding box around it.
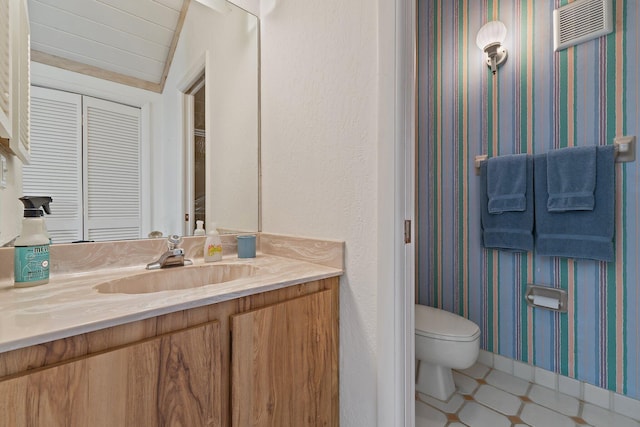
[167,234,183,250]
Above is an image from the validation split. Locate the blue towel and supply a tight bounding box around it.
[487,154,528,213]
[534,145,615,262]
[547,146,597,211]
[480,156,534,252]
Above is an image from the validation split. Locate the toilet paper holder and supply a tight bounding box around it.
[525,284,568,313]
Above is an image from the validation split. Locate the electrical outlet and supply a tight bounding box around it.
[0,153,6,189]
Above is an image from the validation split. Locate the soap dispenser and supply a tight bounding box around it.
[204,223,222,262]
[14,196,53,287]
[194,220,205,236]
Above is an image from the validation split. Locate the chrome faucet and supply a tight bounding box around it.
[146,235,193,270]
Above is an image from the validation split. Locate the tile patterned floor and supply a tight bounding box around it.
[416,362,640,427]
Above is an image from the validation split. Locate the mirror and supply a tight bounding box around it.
[1,0,259,245]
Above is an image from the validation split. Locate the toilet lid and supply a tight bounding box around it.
[415,304,480,342]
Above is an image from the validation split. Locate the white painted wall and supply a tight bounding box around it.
[259,0,400,424]
[0,149,23,245]
[227,0,259,15]
[161,1,259,235]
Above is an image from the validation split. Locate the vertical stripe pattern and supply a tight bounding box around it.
[416,0,639,399]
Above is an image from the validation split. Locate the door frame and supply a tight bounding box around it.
[400,0,417,423]
[177,51,210,236]
[377,0,416,425]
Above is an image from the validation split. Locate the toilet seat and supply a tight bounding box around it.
[415,304,480,342]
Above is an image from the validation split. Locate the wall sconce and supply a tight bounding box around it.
[476,21,508,75]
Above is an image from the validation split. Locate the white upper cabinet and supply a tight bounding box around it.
[0,0,12,138]
[0,0,30,163]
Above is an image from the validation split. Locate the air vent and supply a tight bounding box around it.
[553,0,613,51]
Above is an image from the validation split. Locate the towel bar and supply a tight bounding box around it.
[474,135,636,175]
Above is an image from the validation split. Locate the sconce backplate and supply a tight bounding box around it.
[485,47,508,70]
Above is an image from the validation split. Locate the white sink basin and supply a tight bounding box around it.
[94,263,257,294]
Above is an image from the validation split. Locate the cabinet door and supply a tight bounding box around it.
[231,290,336,427]
[0,321,221,427]
[0,0,11,139]
[0,0,29,162]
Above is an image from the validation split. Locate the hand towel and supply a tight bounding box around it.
[487,153,528,213]
[547,146,597,211]
[534,145,615,262]
[480,155,534,252]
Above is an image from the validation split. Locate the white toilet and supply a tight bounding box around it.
[415,304,481,401]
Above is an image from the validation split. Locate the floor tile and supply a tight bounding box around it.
[458,401,511,427]
[528,383,580,416]
[581,403,640,427]
[571,415,591,425]
[474,384,522,416]
[485,368,530,396]
[417,361,638,427]
[458,362,490,379]
[520,402,577,427]
[415,399,448,427]
[452,371,479,395]
[417,391,464,413]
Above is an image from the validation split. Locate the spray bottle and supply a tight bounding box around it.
[14,196,53,287]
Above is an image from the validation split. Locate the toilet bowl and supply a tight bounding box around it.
[415,304,480,401]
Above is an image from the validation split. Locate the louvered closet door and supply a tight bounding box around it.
[83,96,141,241]
[23,87,83,243]
[0,0,11,138]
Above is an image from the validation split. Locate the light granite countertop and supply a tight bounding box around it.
[0,233,344,354]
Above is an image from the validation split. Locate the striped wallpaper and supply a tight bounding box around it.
[417,0,640,399]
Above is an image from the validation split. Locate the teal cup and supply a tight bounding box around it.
[237,235,257,258]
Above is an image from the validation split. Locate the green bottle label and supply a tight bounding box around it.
[14,245,50,283]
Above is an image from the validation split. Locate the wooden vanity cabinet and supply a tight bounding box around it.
[0,277,339,427]
[0,321,221,426]
[231,289,337,427]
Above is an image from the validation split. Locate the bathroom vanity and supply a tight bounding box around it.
[0,234,342,427]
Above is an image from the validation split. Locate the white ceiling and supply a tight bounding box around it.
[27,0,188,91]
